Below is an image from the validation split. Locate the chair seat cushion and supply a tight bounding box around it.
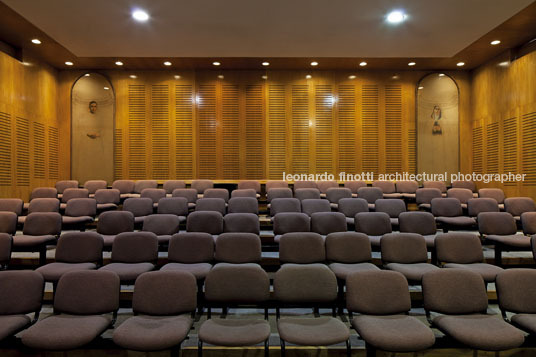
[328,263,380,280]
[433,314,524,351]
[62,216,94,225]
[485,235,531,248]
[0,315,31,340]
[113,314,192,351]
[352,314,435,352]
[199,318,270,346]
[99,263,154,281]
[97,203,117,211]
[384,263,439,282]
[511,314,536,335]
[13,235,56,247]
[277,317,349,346]
[22,314,111,350]
[36,262,97,282]
[436,216,476,226]
[443,263,503,282]
[160,263,212,279]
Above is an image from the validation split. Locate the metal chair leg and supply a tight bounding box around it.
[280,339,285,357]
[198,340,203,357]
[264,338,269,357]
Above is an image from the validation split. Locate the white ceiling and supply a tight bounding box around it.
[3,0,534,58]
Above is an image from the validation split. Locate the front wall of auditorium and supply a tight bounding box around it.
[0,49,535,200]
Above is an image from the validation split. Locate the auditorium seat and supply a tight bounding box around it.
[0,233,12,268]
[265,180,289,192]
[266,187,293,203]
[13,212,61,266]
[140,188,166,209]
[431,198,476,232]
[60,188,89,210]
[142,214,181,246]
[270,198,301,217]
[112,180,136,199]
[279,232,325,264]
[301,199,330,216]
[467,197,500,217]
[326,187,352,209]
[191,179,214,198]
[203,188,230,203]
[163,180,186,197]
[0,271,43,341]
[344,180,367,198]
[416,188,442,210]
[99,232,158,283]
[36,232,103,284]
[399,211,439,248]
[0,212,16,236]
[61,198,97,230]
[355,212,392,247]
[230,188,257,199]
[372,180,402,199]
[381,233,439,284]
[55,180,79,199]
[316,180,338,198]
[375,199,406,226]
[356,187,383,210]
[294,188,321,201]
[24,188,58,210]
[133,180,158,198]
[396,180,419,199]
[223,213,260,235]
[422,269,524,351]
[160,232,214,280]
[347,270,435,355]
[172,188,198,209]
[505,197,536,221]
[451,180,477,197]
[237,180,261,198]
[215,232,261,263]
[94,189,120,211]
[113,270,196,353]
[338,198,368,225]
[423,181,447,197]
[83,180,107,198]
[0,198,23,216]
[311,212,346,237]
[21,270,120,351]
[478,188,505,210]
[435,233,502,283]
[522,212,536,235]
[273,212,310,243]
[157,197,188,220]
[123,197,154,224]
[228,197,258,214]
[293,180,317,191]
[97,211,135,248]
[186,211,224,239]
[195,198,226,215]
[447,188,473,209]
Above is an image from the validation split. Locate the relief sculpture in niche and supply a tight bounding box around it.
[431,105,442,135]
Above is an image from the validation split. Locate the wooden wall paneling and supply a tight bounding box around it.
[33,121,46,179]
[221,83,240,179]
[114,128,123,180]
[267,83,286,179]
[291,83,310,174]
[337,83,357,175]
[315,83,334,175]
[197,83,217,179]
[521,102,536,186]
[127,84,147,179]
[151,84,170,179]
[472,120,483,175]
[244,83,264,179]
[501,109,519,189]
[486,118,499,175]
[384,84,403,174]
[47,125,59,180]
[0,111,12,187]
[175,84,195,179]
[361,84,379,175]
[15,116,30,186]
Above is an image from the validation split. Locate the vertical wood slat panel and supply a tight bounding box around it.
[502,116,517,186]
[521,110,536,186]
[245,85,264,179]
[222,84,240,179]
[338,85,356,174]
[33,122,46,179]
[0,112,11,186]
[128,85,146,179]
[407,129,416,174]
[362,85,379,173]
[16,117,30,186]
[291,84,309,174]
[315,85,334,174]
[472,125,483,175]
[114,129,123,180]
[175,85,194,179]
[267,84,286,179]
[197,85,217,179]
[486,121,499,174]
[48,126,59,180]
[151,84,170,180]
[385,85,402,174]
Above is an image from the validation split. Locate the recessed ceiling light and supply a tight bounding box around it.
[456,62,465,67]
[490,40,501,45]
[103,86,110,90]
[306,75,312,79]
[418,86,424,90]
[359,61,367,67]
[174,75,181,79]
[31,39,41,45]
[213,61,221,66]
[163,61,172,66]
[386,10,407,24]
[84,74,90,77]
[218,75,224,79]
[392,74,399,79]
[129,75,137,79]
[262,61,270,66]
[310,61,318,66]
[115,61,123,66]
[438,73,445,77]
[132,9,149,22]
[65,61,73,66]
[348,75,356,79]
[408,62,416,66]
[498,61,510,67]
[262,75,268,80]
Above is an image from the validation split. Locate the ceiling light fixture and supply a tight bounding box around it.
[218,75,224,79]
[498,61,510,67]
[306,75,312,79]
[262,75,268,80]
[392,74,399,79]
[84,74,90,77]
[438,73,445,77]
[348,75,356,79]
[418,86,424,90]
[408,62,416,66]
[359,61,367,67]
[310,61,318,66]
[174,75,181,79]
[31,39,41,44]
[132,9,149,22]
[456,62,465,67]
[115,61,123,66]
[103,86,110,90]
[262,62,270,66]
[65,61,73,66]
[129,75,137,79]
[386,10,407,24]
[490,40,501,45]
[163,61,172,66]
[213,61,221,66]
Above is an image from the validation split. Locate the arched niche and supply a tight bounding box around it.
[71,73,115,184]
[417,73,459,180]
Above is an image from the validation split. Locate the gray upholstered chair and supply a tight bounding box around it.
[301,199,330,216]
[195,198,226,215]
[270,198,300,217]
[18,198,60,224]
[316,180,338,198]
[338,198,368,225]
[375,199,406,226]
[423,181,447,196]
[191,179,214,197]
[97,210,135,248]
[279,232,325,264]
[505,197,536,221]
[372,180,402,199]
[467,197,499,217]
[94,189,120,211]
[237,180,261,197]
[230,189,257,199]
[157,197,188,221]
[295,188,321,201]
[161,232,214,280]
[140,188,166,208]
[215,233,261,264]
[55,180,79,199]
[399,211,439,248]
[142,214,181,246]
[223,213,260,235]
[186,211,224,240]
[354,212,392,247]
[61,198,97,229]
[293,181,317,191]
[416,188,442,210]
[172,188,198,209]
[265,180,288,192]
[478,188,505,210]
[13,212,61,265]
[0,233,12,268]
[0,198,23,216]
[163,180,186,196]
[0,212,17,235]
[446,188,473,209]
[228,197,258,214]
[134,180,158,196]
[203,188,230,203]
[123,198,154,224]
[311,212,346,237]
[357,187,383,209]
[83,180,107,197]
[395,180,419,199]
[59,188,89,209]
[451,180,477,193]
[112,179,136,199]
[431,198,476,232]
[326,187,352,209]
[273,212,310,243]
[344,180,367,198]
[522,212,536,235]
[266,188,293,203]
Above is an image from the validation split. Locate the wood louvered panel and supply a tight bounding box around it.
[486,122,499,174]
[315,85,334,174]
[338,85,356,173]
[291,85,309,174]
[114,129,123,179]
[385,85,402,174]
[197,85,217,179]
[48,126,59,180]
[472,125,483,174]
[175,85,194,179]
[0,112,11,186]
[502,116,517,186]
[128,85,146,179]
[268,85,286,179]
[151,85,169,179]
[362,85,379,173]
[222,84,240,179]
[245,85,264,179]
[33,122,45,179]
[408,129,416,174]
[522,111,536,185]
[15,117,30,186]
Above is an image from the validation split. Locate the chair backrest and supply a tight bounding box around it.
[163,180,186,194]
[270,198,300,216]
[325,232,371,263]
[355,212,392,236]
[0,233,11,265]
[55,231,104,263]
[496,269,536,314]
[346,270,410,315]
[467,198,499,217]
[311,212,347,235]
[157,197,188,216]
[230,189,257,199]
[111,232,158,263]
[223,213,260,234]
[54,270,119,315]
[301,199,330,216]
[343,180,368,194]
[30,187,58,200]
[265,180,288,192]
[186,211,224,235]
[521,212,536,235]
[97,211,135,235]
[83,180,107,194]
[55,180,79,194]
[23,212,62,236]
[294,181,317,191]
[0,271,44,315]
[94,189,120,204]
[205,263,270,303]
[191,179,213,194]
[266,188,293,202]
[142,214,180,236]
[505,197,536,217]
[451,180,476,192]
[423,181,447,193]
[380,233,428,264]
[237,180,261,193]
[435,233,483,264]
[416,188,442,205]
[0,212,17,234]
[357,187,383,203]
[399,211,437,236]
[61,188,89,203]
[375,199,406,218]
[204,188,230,203]
[64,198,97,217]
[273,212,310,235]
[134,180,158,194]
[28,198,60,213]
[431,198,462,217]
[112,180,135,194]
[316,181,339,194]
[123,197,153,217]
[422,269,488,315]
[477,212,517,236]
[279,232,325,264]
[133,271,197,315]
[274,263,337,303]
[326,187,352,204]
[396,180,419,194]
[228,197,258,214]
[372,180,396,194]
[0,198,23,216]
[295,188,321,201]
[172,188,198,203]
[215,233,261,263]
[338,198,368,218]
[195,198,226,215]
[168,232,214,264]
[478,188,505,204]
[140,188,166,204]
[446,188,473,204]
